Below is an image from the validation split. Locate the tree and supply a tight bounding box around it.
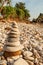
[0,0,11,13]
[15,2,25,10]
[16,8,25,19]
[1,6,17,18]
[23,9,30,20]
[15,2,30,20]
[1,2,30,20]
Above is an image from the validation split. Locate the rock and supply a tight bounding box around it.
[13,58,29,65]
[0,43,4,51]
[39,63,43,65]
[24,56,34,61]
[0,56,1,59]
[4,50,22,58]
[29,40,38,47]
[33,49,41,58]
[11,55,22,61]
[7,57,14,65]
[4,45,24,52]
[35,34,40,40]
[0,60,7,65]
[6,41,21,46]
[1,56,5,60]
[26,60,34,65]
[0,46,3,52]
[34,58,39,65]
[36,45,42,51]
[23,51,33,57]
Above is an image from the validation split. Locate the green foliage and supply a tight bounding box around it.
[16,8,25,19]
[1,6,17,18]
[15,2,30,20]
[19,9,25,19]
[24,9,30,19]
[0,0,11,13]
[15,2,25,10]
[1,2,30,20]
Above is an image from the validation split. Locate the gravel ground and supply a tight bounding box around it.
[18,22,43,65]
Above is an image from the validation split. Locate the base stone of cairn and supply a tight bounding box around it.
[4,21,24,60]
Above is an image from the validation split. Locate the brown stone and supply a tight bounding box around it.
[0,47,3,52]
[4,50,21,58]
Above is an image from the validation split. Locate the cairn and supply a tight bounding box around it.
[4,21,24,59]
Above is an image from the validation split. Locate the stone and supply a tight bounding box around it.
[35,34,40,40]
[36,45,42,51]
[34,58,39,65]
[6,41,20,46]
[4,50,22,57]
[4,45,24,52]
[24,56,34,61]
[0,60,7,65]
[13,58,29,65]
[11,55,22,61]
[33,49,41,58]
[23,51,33,57]
[26,60,34,65]
[39,63,43,65]
[0,46,3,52]
[7,57,14,65]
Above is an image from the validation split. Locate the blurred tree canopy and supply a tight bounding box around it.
[1,6,17,18]
[0,1,30,20]
[15,2,25,10]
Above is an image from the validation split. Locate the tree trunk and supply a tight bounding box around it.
[0,0,5,13]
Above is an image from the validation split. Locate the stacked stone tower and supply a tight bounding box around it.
[4,21,24,58]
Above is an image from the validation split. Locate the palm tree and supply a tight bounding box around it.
[15,2,30,20]
[15,2,25,10]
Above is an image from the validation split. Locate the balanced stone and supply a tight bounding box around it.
[4,50,22,57]
[4,45,24,52]
[8,38,19,42]
[11,55,22,60]
[6,41,20,46]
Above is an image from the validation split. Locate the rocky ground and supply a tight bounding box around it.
[18,23,43,65]
[0,21,43,65]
